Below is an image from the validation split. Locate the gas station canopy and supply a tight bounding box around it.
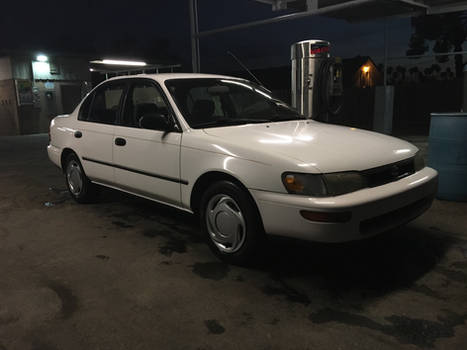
[190,0,467,72]
[255,0,467,21]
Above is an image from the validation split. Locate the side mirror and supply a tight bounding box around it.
[139,113,173,131]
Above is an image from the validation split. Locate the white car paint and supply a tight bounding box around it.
[76,122,115,182]
[112,125,182,206]
[48,73,438,243]
[202,121,419,173]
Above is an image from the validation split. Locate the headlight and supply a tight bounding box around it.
[282,173,327,196]
[414,152,425,172]
[282,171,367,197]
[323,172,366,196]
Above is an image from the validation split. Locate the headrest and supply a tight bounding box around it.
[135,103,158,118]
[192,99,215,122]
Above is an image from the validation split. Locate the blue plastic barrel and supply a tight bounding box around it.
[428,113,467,201]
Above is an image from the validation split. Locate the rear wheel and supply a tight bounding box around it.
[64,153,98,203]
[200,181,264,265]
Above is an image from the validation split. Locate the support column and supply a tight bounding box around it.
[383,17,388,86]
[464,65,467,111]
[189,0,200,73]
[374,18,394,134]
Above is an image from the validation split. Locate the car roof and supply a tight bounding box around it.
[105,73,243,84]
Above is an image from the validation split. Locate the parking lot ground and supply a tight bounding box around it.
[1,134,467,350]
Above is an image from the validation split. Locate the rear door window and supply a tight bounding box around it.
[122,80,170,129]
[84,82,125,124]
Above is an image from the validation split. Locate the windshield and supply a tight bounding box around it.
[165,78,304,129]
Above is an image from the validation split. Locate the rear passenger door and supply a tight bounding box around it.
[76,80,125,184]
[113,79,182,206]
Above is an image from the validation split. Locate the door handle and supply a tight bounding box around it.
[74,131,82,138]
[115,137,126,146]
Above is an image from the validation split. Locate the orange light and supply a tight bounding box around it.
[285,175,294,184]
[362,65,370,73]
[284,174,304,192]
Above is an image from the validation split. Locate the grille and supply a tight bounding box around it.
[360,196,433,236]
[361,157,415,188]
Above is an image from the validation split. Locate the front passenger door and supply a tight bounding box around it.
[113,79,182,206]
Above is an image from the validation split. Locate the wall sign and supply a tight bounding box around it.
[44,82,55,90]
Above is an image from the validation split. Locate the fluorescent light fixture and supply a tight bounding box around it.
[89,68,94,72]
[36,54,48,62]
[93,59,146,66]
[32,61,50,74]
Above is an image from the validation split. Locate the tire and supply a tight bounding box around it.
[199,180,265,265]
[64,153,99,203]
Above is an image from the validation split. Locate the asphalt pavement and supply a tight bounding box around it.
[1,134,466,350]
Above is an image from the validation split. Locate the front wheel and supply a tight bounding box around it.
[64,153,98,203]
[199,181,264,265]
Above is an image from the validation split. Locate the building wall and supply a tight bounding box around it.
[30,56,91,133]
[31,56,90,81]
[0,55,91,135]
[32,81,85,133]
[0,57,13,80]
[0,79,20,136]
[11,55,32,80]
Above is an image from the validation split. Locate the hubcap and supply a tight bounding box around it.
[206,194,246,253]
[66,160,83,196]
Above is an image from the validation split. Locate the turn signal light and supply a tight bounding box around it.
[282,172,327,196]
[284,174,305,192]
[300,210,351,223]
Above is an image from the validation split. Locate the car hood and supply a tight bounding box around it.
[203,120,418,173]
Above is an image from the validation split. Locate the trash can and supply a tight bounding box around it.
[428,113,467,201]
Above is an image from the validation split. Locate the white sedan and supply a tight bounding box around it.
[48,73,438,264]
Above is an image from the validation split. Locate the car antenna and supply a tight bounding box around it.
[227,51,268,90]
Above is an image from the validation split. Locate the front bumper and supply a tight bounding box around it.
[250,167,438,243]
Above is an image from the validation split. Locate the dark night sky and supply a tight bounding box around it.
[0,0,413,72]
